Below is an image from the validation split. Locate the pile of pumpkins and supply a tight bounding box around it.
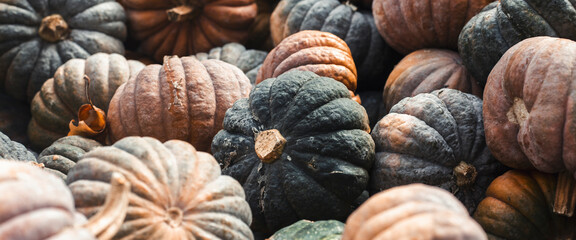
[1,0,575,239]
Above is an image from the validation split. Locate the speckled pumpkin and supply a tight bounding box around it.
[459,1,576,86]
[211,70,374,234]
[268,219,345,240]
[67,136,254,239]
[27,53,144,151]
[383,49,482,113]
[342,183,487,240]
[118,0,258,62]
[107,55,252,152]
[484,36,576,175]
[474,170,576,240]
[270,0,399,90]
[0,131,36,162]
[0,0,126,102]
[371,88,507,213]
[255,30,357,92]
[37,135,102,180]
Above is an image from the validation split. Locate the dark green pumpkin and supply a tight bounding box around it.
[211,70,375,234]
[0,0,127,102]
[268,219,345,240]
[0,131,36,162]
[270,0,400,91]
[370,88,507,214]
[458,0,576,86]
[37,135,102,180]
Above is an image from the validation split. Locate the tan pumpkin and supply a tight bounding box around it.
[107,55,252,152]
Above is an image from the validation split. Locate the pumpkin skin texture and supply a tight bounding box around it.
[211,70,375,234]
[484,36,576,175]
[371,88,507,214]
[0,0,126,102]
[372,0,491,55]
[459,1,576,86]
[268,219,345,240]
[107,56,252,152]
[67,136,254,240]
[0,131,36,162]
[118,0,258,63]
[27,53,144,151]
[342,183,488,240]
[37,136,102,180]
[383,49,483,113]
[474,170,576,240]
[270,0,400,90]
[194,42,268,84]
[256,30,357,92]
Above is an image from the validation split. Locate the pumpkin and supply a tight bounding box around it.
[270,0,400,90]
[0,160,130,240]
[383,49,482,113]
[27,53,144,151]
[107,55,252,152]
[0,92,31,146]
[474,170,576,239]
[118,0,258,62]
[194,42,268,84]
[371,88,507,213]
[67,136,253,239]
[0,0,126,102]
[211,70,375,234]
[37,135,102,180]
[372,0,491,55]
[268,219,345,240]
[459,1,576,86]
[255,30,357,92]
[484,36,576,175]
[0,131,36,162]
[342,183,487,240]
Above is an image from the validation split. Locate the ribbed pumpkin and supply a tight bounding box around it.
[474,170,576,239]
[371,88,507,213]
[270,0,399,90]
[194,42,267,84]
[372,0,491,55]
[0,160,130,240]
[383,49,482,113]
[0,131,36,162]
[255,30,357,92]
[268,220,345,240]
[212,70,375,234]
[459,1,576,86]
[0,0,126,102]
[107,55,251,152]
[67,136,254,239]
[118,0,258,62]
[484,36,576,174]
[0,93,31,146]
[342,184,487,240]
[37,136,102,180]
[27,53,144,151]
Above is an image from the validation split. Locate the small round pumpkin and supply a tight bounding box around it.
[27,53,144,151]
[474,170,576,240]
[484,36,576,174]
[67,136,254,239]
[0,0,126,102]
[255,30,357,92]
[268,219,345,240]
[372,0,491,55]
[371,88,508,213]
[383,48,482,113]
[118,0,258,62]
[37,135,102,180]
[212,70,374,234]
[107,55,252,152]
[459,1,576,86]
[0,131,36,162]
[342,183,487,240]
[0,160,130,240]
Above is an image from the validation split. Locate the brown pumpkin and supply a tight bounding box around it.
[107,56,252,152]
[118,0,258,62]
[383,48,482,113]
[372,0,492,54]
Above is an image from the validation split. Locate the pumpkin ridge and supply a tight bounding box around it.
[323,5,353,41]
[197,17,218,48]
[295,0,317,31]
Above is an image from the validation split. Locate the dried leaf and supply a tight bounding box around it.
[68,104,106,138]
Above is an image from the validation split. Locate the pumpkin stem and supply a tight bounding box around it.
[506,98,528,125]
[255,129,286,163]
[82,172,130,240]
[38,14,69,42]
[167,4,201,22]
[553,171,576,217]
[453,161,477,188]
